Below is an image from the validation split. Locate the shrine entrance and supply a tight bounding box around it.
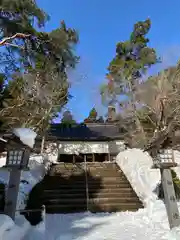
[58,153,116,163]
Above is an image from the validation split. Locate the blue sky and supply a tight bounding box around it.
[38,0,180,122]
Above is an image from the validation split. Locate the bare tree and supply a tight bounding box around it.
[0,67,69,132]
[135,66,180,155]
[114,65,180,152]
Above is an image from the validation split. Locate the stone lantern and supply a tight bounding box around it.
[4,128,37,220]
[153,149,177,169]
[6,137,31,170]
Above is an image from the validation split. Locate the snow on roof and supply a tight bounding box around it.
[0,137,7,143]
[13,128,37,148]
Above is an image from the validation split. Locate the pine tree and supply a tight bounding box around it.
[0,0,79,132]
[101,19,159,147]
[84,108,98,123]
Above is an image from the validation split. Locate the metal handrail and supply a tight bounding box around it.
[16,205,46,213]
[16,208,43,213]
[17,205,46,224]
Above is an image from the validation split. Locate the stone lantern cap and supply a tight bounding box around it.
[3,128,37,169]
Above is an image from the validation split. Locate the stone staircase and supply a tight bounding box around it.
[40,162,143,213]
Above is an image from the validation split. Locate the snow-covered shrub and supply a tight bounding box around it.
[21,179,45,226]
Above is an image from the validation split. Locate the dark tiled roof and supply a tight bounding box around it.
[0,123,124,142]
[46,123,123,141]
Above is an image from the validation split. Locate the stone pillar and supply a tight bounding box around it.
[161,168,180,229]
[4,169,21,220]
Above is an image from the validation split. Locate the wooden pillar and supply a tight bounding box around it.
[73,154,75,164]
[92,153,95,162]
[108,153,111,162]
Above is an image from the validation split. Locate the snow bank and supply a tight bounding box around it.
[0,154,47,239]
[0,214,31,240]
[0,153,47,211]
[0,215,14,239]
[22,220,46,240]
[116,149,180,208]
[17,154,47,210]
[116,149,161,207]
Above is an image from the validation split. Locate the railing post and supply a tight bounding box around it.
[92,153,95,162]
[42,205,46,219]
[41,205,46,229]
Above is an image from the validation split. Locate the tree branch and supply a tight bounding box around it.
[0,33,31,46]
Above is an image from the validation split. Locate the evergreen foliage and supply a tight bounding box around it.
[157,169,180,200]
[0,0,79,132]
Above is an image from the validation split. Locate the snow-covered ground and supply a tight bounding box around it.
[2,148,180,239]
[43,202,180,240]
[2,201,180,240]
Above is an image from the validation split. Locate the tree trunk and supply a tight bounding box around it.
[129,80,147,146]
[40,135,45,154]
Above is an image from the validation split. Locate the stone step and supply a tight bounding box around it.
[45,202,143,214]
[49,170,121,177]
[51,174,124,179]
[51,164,119,172]
[49,170,84,175]
[88,176,127,181]
[43,183,132,190]
[43,197,140,205]
[87,162,116,165]
[45,175,128,181]
[44,176,127,182]
[24,162,143,215]
[43,187,135,194]
[50,168,121,174]
[49,171,124,177]
[53,162,117,167]
[87,168,121,172]
[43,182,132,190]
[53,164,119,168]
[87,167,119,171]
[42,191,138,199]
[87,163,118,167]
